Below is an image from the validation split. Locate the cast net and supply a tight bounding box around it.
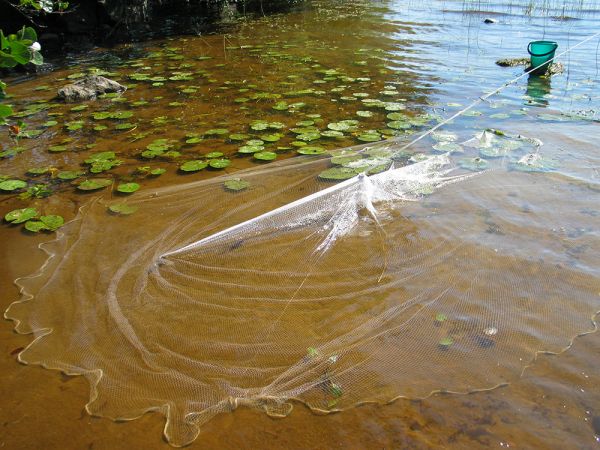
[5,123,600,446]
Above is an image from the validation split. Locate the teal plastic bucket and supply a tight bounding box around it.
[528,40,558,74]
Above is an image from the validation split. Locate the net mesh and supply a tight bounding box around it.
[5,130,599,446]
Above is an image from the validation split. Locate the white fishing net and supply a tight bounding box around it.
[5,131,599,446]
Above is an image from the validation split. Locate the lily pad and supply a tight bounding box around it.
[117,182,140,193]
[24,220,48,232]
[5,207,38,224]
[208,158,231,169]
[180,160,208,172]
[224,178,250,191]
[0,179,27,191]
[318,167,358,181]
[49,145,68,153]
[238,145,264,154]
[205,152,224,158]
[40,215,64,231]
[432,142,463,153]
[77,178,113,191]
[57,170,84,180]
[27,167,50,175]
[439,337,454,348]
[108,203,137,215]
[253,151,277,161]
[297,146,326,155]
[458,157,489,172]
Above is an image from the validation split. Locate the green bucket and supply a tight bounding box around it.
[527,40,558,75]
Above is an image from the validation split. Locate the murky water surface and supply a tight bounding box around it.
[1,0,600,448]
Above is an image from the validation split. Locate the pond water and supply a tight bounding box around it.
[1,0,600,448]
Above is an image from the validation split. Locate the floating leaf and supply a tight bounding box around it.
[27,167,50,175]
[108,203,137,215]
[180,160,208,172]
[57,170,84,180]
[209,158,231,169]
[77,179,112,191]
[319,167,358,181]
[297,146,326,155]
[439,337,454,348]
[24,220,48,232]
[40,215,64,231]
[228,133,250,141]
[117,182,140,193]
[458,157,489,172]
[49,145,68,152]
[238,145,264,154]
[253,151,277,161]
[432,142,463,153]
[5,207,38,224]
[0,179,27,191]
[224,178,250,192]
[435,313,447,323]
[357,132,382,142]
[150,168,166,176]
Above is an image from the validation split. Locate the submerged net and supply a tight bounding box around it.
[5,126,600,446]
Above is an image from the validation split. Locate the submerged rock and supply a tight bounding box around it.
[484,18,498,24]
[496,57,530,67]
[57,75,126,102]
[496,58,565,75]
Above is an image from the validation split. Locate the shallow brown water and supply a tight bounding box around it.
[1,0,600,448]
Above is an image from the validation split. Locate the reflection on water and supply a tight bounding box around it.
[526,74,552,106]
[1,0,600,448]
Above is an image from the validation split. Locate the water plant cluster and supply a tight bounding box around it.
[0,10,596,233]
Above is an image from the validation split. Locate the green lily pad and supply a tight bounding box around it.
[209,158,231,169]
[115,122,136,130]
[511,153,556,172]
[0,179,27,191]
[319,167,358,181]
[439,337,454,348]
[331,154,362,165]
[180,160,208,172]
[108,203,137,215]
[117,182,140,193]
[297,132,321,142]
[357,132,382,142]
[27,167,50,175]
[435,313,447,323]
[458,157,489,171]
[260,133,282,142]
[150,168,166,176]
[297,146,326,155]
[238,145,264,154]
[40,215,64,231]
[49,145,68,152]
[356,110,373,118]
[432,142,463,153]
[5,207,38,224]
[205,152,224,158]
[254,152,277,161]
[228,133,250,141]
[57,170,84,180]
[321,130,344,138]
[24,220,48,232]
[185,137,203,144]
[203,128,229,136]
[224,178,250,191]
[77,179,113,191]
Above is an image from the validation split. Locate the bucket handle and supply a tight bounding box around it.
[528,42,558,57]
